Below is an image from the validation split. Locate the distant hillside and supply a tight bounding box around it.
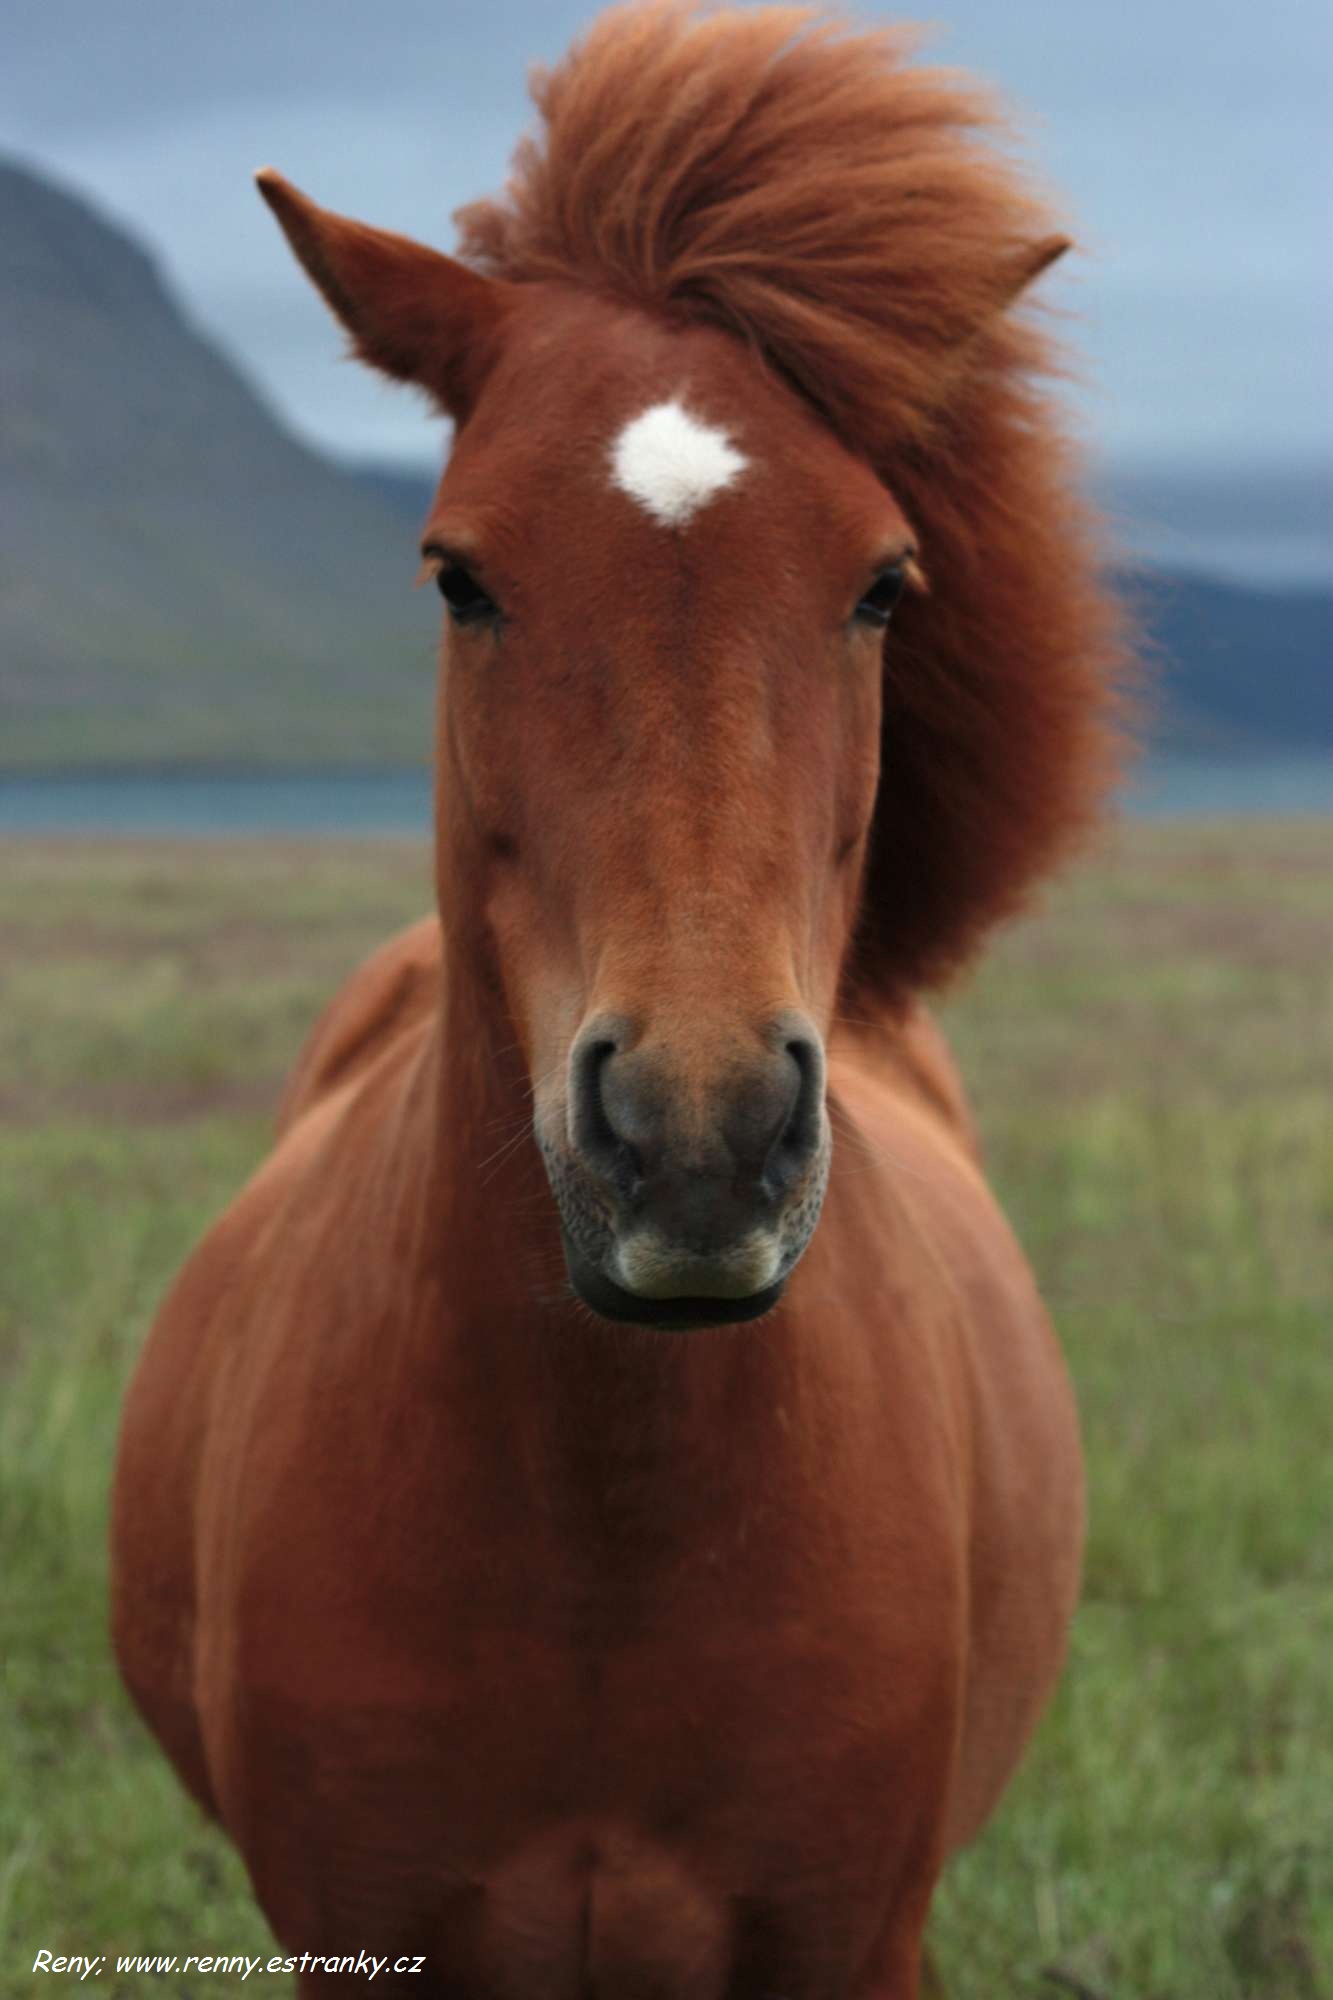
[1099,460,1332,593]
[347,463,440,528]
[0,157,1328,772]
[0,157,434,769]
[1128,568,1332,755]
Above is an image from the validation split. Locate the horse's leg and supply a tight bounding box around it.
[854,1907,950,2000]
[919,1946,949,1998]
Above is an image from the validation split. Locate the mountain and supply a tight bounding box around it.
[0,157,435,769]
[1126,568,1331,755]
[1099,460,1332,594]
[0,156,1328,772]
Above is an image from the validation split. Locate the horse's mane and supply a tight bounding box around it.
[456,2,1132,999]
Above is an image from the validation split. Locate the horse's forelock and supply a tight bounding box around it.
[456,5,1053,448]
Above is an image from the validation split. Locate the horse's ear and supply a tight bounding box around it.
[255,170,512,420]
[998,234,1070,310]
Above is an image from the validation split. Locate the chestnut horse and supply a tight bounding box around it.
[111,6,1125,1993]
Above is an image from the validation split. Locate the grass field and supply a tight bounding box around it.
[2,825,1330,1998]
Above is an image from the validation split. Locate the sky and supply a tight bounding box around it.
[4,0,1330,479]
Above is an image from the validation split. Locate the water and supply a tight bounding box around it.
[0,759,1330,836]
[1126,755,1333,819]
[0,769,434,835]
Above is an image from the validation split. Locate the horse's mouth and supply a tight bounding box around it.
[560,1230,787,1330]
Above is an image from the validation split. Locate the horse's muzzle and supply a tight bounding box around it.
[540,1009,830,1328]
[559,1229,790,1330]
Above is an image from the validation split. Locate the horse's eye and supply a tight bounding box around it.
[434,560,498,628]
[854,564,908,628]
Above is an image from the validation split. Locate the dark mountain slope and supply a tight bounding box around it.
[1127,568,1331,754]
[0,157,435,768]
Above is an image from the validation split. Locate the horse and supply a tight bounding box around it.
[111,5,1127,1993]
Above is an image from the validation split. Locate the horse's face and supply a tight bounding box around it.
[255,177,930,1329]
[424,287,918,1327]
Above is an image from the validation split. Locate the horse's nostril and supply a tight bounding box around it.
[715,1028,823,1189]
[570,1027,644,1190]
[766,1033,823,1186]
[582,1040,619,1149]
[568,1015,823,1208]
[571,1035,613,1148]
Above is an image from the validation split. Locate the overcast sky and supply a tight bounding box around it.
[4,0,1330,475]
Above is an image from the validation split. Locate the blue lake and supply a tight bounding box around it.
[1,758,1330,835]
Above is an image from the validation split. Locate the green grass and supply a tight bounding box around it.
[2,825,1329,1997]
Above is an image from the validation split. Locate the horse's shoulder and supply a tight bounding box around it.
[828,1000,981,1163]
[140,919,442,1377]
[276,915,441,1135]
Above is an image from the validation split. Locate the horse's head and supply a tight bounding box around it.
[262,182,898,1323]
[431,293,924,1328]
[258,13,1123,1329]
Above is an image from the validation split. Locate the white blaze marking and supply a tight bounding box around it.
[609,398,748,528]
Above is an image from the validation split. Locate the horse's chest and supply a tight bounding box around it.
[225,1506,960,1995]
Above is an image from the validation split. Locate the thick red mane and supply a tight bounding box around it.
[457,0,1132,998]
